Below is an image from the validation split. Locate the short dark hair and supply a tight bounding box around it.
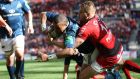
[54,14,68,24]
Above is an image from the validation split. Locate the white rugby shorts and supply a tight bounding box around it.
[0,35,25,56]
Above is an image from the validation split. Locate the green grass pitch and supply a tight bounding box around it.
[0,58,140,79]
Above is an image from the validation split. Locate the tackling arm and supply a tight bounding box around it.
[52,37,83,58]
[51,40,65,48]
[54,48,78,58]
[74,37,85,48]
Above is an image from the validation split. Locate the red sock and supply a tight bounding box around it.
[124,60,140,73]
[122,60,140,79]
[122,66,131,79]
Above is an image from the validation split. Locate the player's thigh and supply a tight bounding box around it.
[90,48,98,63]
[13,35,25,57]
[90,47,124,73]
[81,64,89,71]
[83,48,98,65]
[0,38,15,60]
[79,65,98,79]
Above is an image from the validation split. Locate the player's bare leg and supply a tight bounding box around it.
[79,65,98,79]
[6,52,15,79]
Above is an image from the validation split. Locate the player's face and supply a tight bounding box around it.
[79,5,96,24]
[52,22,66,35]
[79,8,88,24]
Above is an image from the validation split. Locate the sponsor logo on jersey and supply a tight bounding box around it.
[9,9,15,14]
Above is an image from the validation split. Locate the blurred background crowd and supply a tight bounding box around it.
[2,0,140,60]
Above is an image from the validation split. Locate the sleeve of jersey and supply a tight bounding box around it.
[20,0,30,13]
[64,24,79,48]
[77,27,89,41]
[64,34,75,48]
[46,12,58,22]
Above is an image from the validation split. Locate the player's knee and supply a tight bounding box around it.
[16,55,24,60]
[6,55,15,66]
[15,53,24,60]
[15,49,24,59]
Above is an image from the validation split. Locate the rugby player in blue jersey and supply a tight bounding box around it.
[40,11,80,59]
[0,0,34,79]
[40,12,84,79]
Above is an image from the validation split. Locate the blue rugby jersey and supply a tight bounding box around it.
[0,0,30,38]
[46,12,79,48]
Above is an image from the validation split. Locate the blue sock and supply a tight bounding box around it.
[7,66,15,79]
[15,60,24,77]
[20,60,24,77]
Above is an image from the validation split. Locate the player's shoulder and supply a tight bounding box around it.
[68,17,79,28]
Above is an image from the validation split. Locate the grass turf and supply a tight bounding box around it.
[0,58,140,79]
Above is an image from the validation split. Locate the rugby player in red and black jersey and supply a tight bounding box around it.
[74,1,140,79]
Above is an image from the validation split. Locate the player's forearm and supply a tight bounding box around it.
[25,11,33,28]
[48,48,79,59]
[41,12,47,25]
[56,48,77,58]
[41,12,47,31]
[0,15,9,27]
[51,41,65,48]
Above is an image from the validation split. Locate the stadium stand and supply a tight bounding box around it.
[22,0,140,59]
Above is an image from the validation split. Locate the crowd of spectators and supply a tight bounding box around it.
[25,0,138,56]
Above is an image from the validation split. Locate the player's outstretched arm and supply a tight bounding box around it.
[41,12,47,31]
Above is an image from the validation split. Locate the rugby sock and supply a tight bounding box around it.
[122,67,131,79]
[122,60,140,79]
[15,60,24,77]
[124,60,140,73]
[20,60,24,77]
[7,66,15,79]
